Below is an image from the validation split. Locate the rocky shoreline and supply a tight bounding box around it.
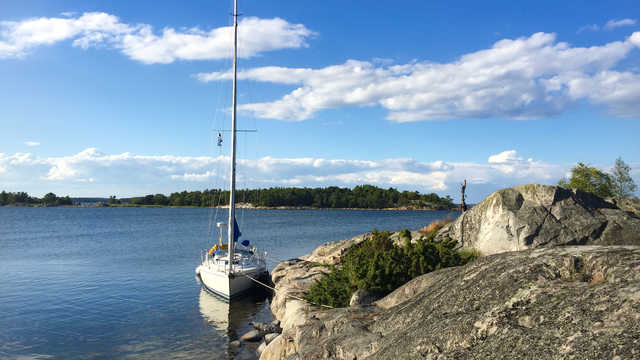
[255,185,640,359]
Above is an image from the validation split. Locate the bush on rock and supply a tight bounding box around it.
[305,223,476,308]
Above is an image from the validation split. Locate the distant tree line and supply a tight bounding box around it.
[0,191,72,206]
[127,185,456,209]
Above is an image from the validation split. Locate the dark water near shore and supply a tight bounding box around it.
[0,207,457,359]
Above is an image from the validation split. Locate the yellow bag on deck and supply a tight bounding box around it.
[208,243,228,255]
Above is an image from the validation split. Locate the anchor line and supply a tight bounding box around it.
[241,273,334,309]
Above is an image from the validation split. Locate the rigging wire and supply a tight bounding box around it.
[205,0,263,248]
[231,0,260,240]
[205,0,235,248]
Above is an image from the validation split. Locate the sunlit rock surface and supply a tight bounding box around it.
[436,184,640,255]
[267,246,640,359]
[261,185,640,359]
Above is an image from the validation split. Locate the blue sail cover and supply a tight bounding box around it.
[233,217,242,242]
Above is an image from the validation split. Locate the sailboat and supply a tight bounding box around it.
[195,0,268,299]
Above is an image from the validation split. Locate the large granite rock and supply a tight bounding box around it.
[435,184,640,255]
[260,185,640,359]
[267,246,640,359]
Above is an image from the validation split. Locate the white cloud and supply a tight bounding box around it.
[118,17,314,64]
[604,18,637,30]
[24,141,40,147]
[198,32,640,122]
[563,70,640,117]
[486,150,551,176]
[488,150,521,164]
[578,18,636,33]
[167,151,570,199]
[0,12,131,58]
[577,24,599,33]
[0,12,314,63]
[2,148,629,202]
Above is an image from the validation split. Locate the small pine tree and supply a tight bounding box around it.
[611,157,637,199]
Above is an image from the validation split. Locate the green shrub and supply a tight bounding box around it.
[305,224,477,308]
[304,267,351,308]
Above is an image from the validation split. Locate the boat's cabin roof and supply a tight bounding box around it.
[212,249,253,257]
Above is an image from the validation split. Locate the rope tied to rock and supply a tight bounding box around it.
[264,256,322,268]
[241,273,334,309]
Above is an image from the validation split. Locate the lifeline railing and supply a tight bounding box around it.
[200,248,268,274]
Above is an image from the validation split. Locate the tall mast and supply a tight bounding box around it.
[227,0,239,273]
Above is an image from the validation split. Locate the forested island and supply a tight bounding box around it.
[0,191,72,206]
[0,185,456,210]
[124,185,455,210]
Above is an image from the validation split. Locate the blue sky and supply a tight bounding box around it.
[1,0,638,202]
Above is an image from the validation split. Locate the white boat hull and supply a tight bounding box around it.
[197,263,267,299]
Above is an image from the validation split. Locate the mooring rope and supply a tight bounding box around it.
[241,273,334,309]
[264,256,332,269]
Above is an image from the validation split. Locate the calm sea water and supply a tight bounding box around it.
[0,207,457,359]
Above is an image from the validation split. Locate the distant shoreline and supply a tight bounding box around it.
[2,186,457,210]
[1,203,460,211]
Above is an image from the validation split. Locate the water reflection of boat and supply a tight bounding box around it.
[197,283,272,340]
[198,288,230,332]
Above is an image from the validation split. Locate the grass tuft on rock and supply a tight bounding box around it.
[417,218,451,236]
[305,221,477,308]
